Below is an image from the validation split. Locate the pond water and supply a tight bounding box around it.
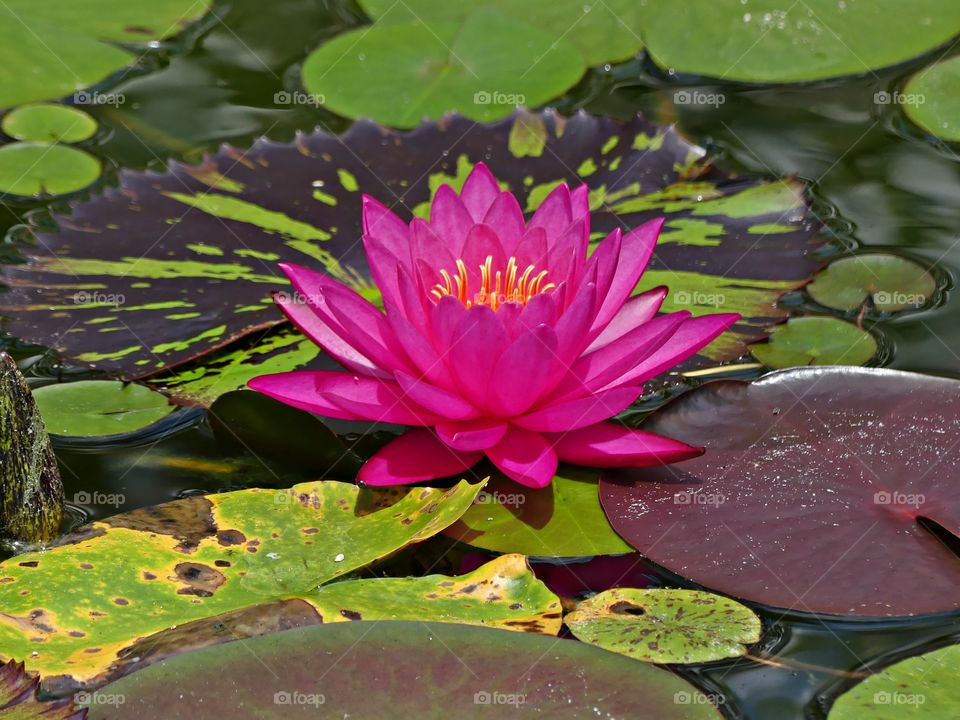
[2,1,959,718]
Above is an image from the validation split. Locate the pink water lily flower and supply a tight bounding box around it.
[249,163,738,488]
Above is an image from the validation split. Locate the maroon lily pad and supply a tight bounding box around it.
[0,110,822,400]
[599,366,960,617]
[87,621,723,719]
[0,659,85,719]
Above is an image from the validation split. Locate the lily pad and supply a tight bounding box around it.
[600,366,960,616]
[807,254,936,312]
[0,112,823,403]
[0,479,484,692]
[444,468,632,557]
[301,9,586,127]
[0,660,84,719]
[565,588,761,663]
[639,0,960,83]
[0,0,212,108]
[1,104,97,143]
[86,621,725,719]
[749,316,877,368]
[828,644,960,719]
[357,0,645,66]
[33,380,174,437]
[903,56,960,142]
[0,143,101,197]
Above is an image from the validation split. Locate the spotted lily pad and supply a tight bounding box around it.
[0,479,484,692]
[0,0,212,108]
[1,104,97,143]
[33,380,174,437]
[86,622,725,719]
[565,588,761,663]
[807,254,936,312]
[444,468,632,557]
[600,366,960,616]
[0,112,823,403]
[639,0,960,83]
[0,660,84,719]
[302,10,586,127]
[828,644,960,719]
[903,56,960,142]
[357,0,645,66]
[749,316,877,368]
[0,143,101,197]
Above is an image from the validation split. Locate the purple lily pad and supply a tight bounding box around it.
[599,366,960,617]
[0,111,822,402]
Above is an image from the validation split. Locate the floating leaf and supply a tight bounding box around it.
[828,644,960,719]
[639,0,960,83]
[749,316,877,368]
[0,143,101,197]
[0,479,483,691]
[1,104,97,143]
[600,366,960,616]
[357,0,645,66]
[807,254,936,312]
[0,0,212,108]
[903,56,960,142]
[86,621,725,719]
[0,353,63,543]
[0,112,823,402]
[302,9,586,127]
[0,659,85,719]
[444,468,632,558]
[33,380,174,437]
[565,588,761,663]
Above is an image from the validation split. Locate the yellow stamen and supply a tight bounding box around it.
[430,255,555,310]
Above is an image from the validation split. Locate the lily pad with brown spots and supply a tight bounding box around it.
[0,111,824,404]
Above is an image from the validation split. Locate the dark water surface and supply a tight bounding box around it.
[3,1,960,718]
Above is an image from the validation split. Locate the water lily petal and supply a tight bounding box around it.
[512,226,548,270]
[308,372,445,425]
[528,183,572,240]
[387,310,455,388]
[586,286,668,352]
[362,195,410,309]
[592,218,663,331]
[514,386,641,432]
[461,162,500,220]
[248,371,364,420]
[460,223,507,292]
[429,183,473,255]
[548,422,704,467]
[358,428,482,486]
[570,183,589,222]
[410,217,456,285]
[445,304,508,409]
[486,425,558,489]
[488,324,559,416]
[482,191,526,253]
[394,370,479,420]
[436,418,508,451]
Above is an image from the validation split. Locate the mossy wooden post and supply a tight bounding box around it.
[0,353,63,541]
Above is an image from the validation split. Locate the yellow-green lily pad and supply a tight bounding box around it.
[0,142,101,197]
[2,104,97,143]
[750,317,877,368]
[903,56,960,142]
[33,380,174,437]
[807,254,936,312]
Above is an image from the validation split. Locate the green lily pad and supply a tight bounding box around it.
[0,660,84,719]
[639,0,960,83]
[749,317,877,368]
[87,621,725,719]
[358,0,645,66]
[0,479,485,693]
[565,588,762,664]
[301,9,586,127]
[443,468,632,558]
[828,644,960,719]
[0,0,212,109]
[903,56,960,142]
[2,104,98,143]
[33,380,174,437]
[0,142,101,197]
[807,254,936,312]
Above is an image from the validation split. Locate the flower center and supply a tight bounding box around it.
[430,255,555,310]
